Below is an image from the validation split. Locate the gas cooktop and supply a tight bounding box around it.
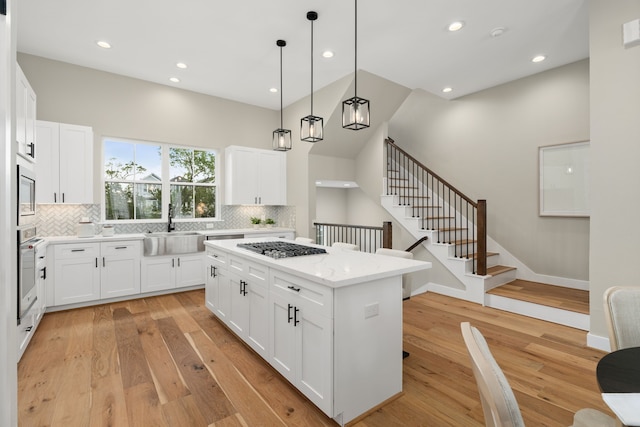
[237,241,327,259]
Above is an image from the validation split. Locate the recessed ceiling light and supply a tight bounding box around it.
[169,77,180,83]
[532,55,546,63]
[322,50,334,58]
[442,87,453,93]
[96,40,111,49]
[448,21,464,32]
[176,62,187,69]
[270,87,278,93]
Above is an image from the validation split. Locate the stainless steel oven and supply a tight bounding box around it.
[18,226,41,324]
[18,164,36,226]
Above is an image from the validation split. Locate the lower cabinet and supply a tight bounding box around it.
[268,271,333,415]
[141,253,205,293]
[53,240,141,306]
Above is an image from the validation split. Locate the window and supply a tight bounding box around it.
[103,138,217,222]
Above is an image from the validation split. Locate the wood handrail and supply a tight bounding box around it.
[405,236,428,253]
[386,137,477,207]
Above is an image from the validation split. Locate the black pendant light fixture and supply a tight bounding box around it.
[342,0,370,130]
[273,40,292,151]
[300,11,323,142]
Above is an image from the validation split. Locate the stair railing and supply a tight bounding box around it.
[314,221,392,253]
[385,138,487,275]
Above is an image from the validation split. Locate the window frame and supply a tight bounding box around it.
[101,137,219,223]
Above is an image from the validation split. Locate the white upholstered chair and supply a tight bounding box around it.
[460,322,615,427]
[294,237,314,244]
[331,242,359,251]
[375,248,414,259]
[603,286,640,351]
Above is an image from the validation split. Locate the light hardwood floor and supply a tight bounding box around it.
[18,290,613,426]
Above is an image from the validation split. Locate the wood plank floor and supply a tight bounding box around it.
[487,279,590,314]
[18,290,612,426]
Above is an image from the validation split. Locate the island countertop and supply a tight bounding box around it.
[204,237,431,288]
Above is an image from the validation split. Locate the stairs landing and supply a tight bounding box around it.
[485,279,589,330]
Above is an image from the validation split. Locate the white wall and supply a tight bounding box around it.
[388,60,591,281]
[315,187,349,224]
[1,0,18,425]
[588,1,640,345]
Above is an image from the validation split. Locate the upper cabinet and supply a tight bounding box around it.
[16,64,37,163]
[35,120,94,204]
[224,145,286,206]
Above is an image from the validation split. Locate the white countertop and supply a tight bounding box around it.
[44,233,146,244]
[205,238,432,288]
[42,227,294,244]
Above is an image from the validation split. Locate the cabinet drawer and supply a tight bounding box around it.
[54,242,99,260]
[270,270,332,316]
[228,255,268,287]
[206,246,228,267]
[101,240,141,257]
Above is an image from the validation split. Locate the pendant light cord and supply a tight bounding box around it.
[354,0,358,98]
[280,44,284,129]
[310,17,314,116]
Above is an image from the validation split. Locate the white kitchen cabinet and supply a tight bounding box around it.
[141,253,205,293]
[100,241,141,298]
[268,270,332,414]
[227,257,269,358]
[224,145,286,205]
[16,64,37,162]
[35,120,93,204]
[53,242,101,305]
[17,241,47,361]
[53,240,141,306]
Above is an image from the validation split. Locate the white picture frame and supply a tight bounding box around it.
[539,141,590,217]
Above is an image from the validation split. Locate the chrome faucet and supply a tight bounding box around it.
[167,203,175,232]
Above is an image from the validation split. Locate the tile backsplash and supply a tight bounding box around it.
[36,204,296,236]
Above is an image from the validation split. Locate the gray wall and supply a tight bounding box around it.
[17,53,279,206]
[388,60,591,281]
[589,1,640,343]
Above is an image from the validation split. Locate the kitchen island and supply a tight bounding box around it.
[204,238,431,426]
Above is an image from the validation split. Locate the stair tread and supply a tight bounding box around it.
[438,227,467,232]
[486,265,516,276]
[487,279,589,314]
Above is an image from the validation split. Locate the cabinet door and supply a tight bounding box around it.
[228,272,250,337]
[257,151,286,205]
[296,307,333,414]
[35,121,60,203]
[268,292,296,383]
[141,256,176,293]
[58,124,93,203]
[205,257,219,312]
[225,147,259,205]
[16,66,28,159]
[101,241,141,298]
[247,277,269,358]
[215,268,232,323]
[26,86,37,162]
[175,254,205,288]
[54,243,101,306]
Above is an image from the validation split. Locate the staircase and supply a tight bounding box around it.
[382,139,589,330]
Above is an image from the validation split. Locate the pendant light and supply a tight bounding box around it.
[300,11,323,142]
[342,0,370,130]
[273,40,292,151]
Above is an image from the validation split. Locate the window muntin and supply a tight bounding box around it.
[102,138,217,222]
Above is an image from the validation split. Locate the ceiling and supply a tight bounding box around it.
[16,0,589,111]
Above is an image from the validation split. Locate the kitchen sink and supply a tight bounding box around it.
[143,231,205,256]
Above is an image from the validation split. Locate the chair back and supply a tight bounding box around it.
[331,242,359,251]
[460,322,525,427]
[603,286,640,351]
[375,248,413,259]
[295,237,314,244]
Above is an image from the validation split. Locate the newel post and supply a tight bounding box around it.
[382,221,392,249]
[477,200,487,276]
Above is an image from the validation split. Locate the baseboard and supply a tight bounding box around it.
[587,332,610,352]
